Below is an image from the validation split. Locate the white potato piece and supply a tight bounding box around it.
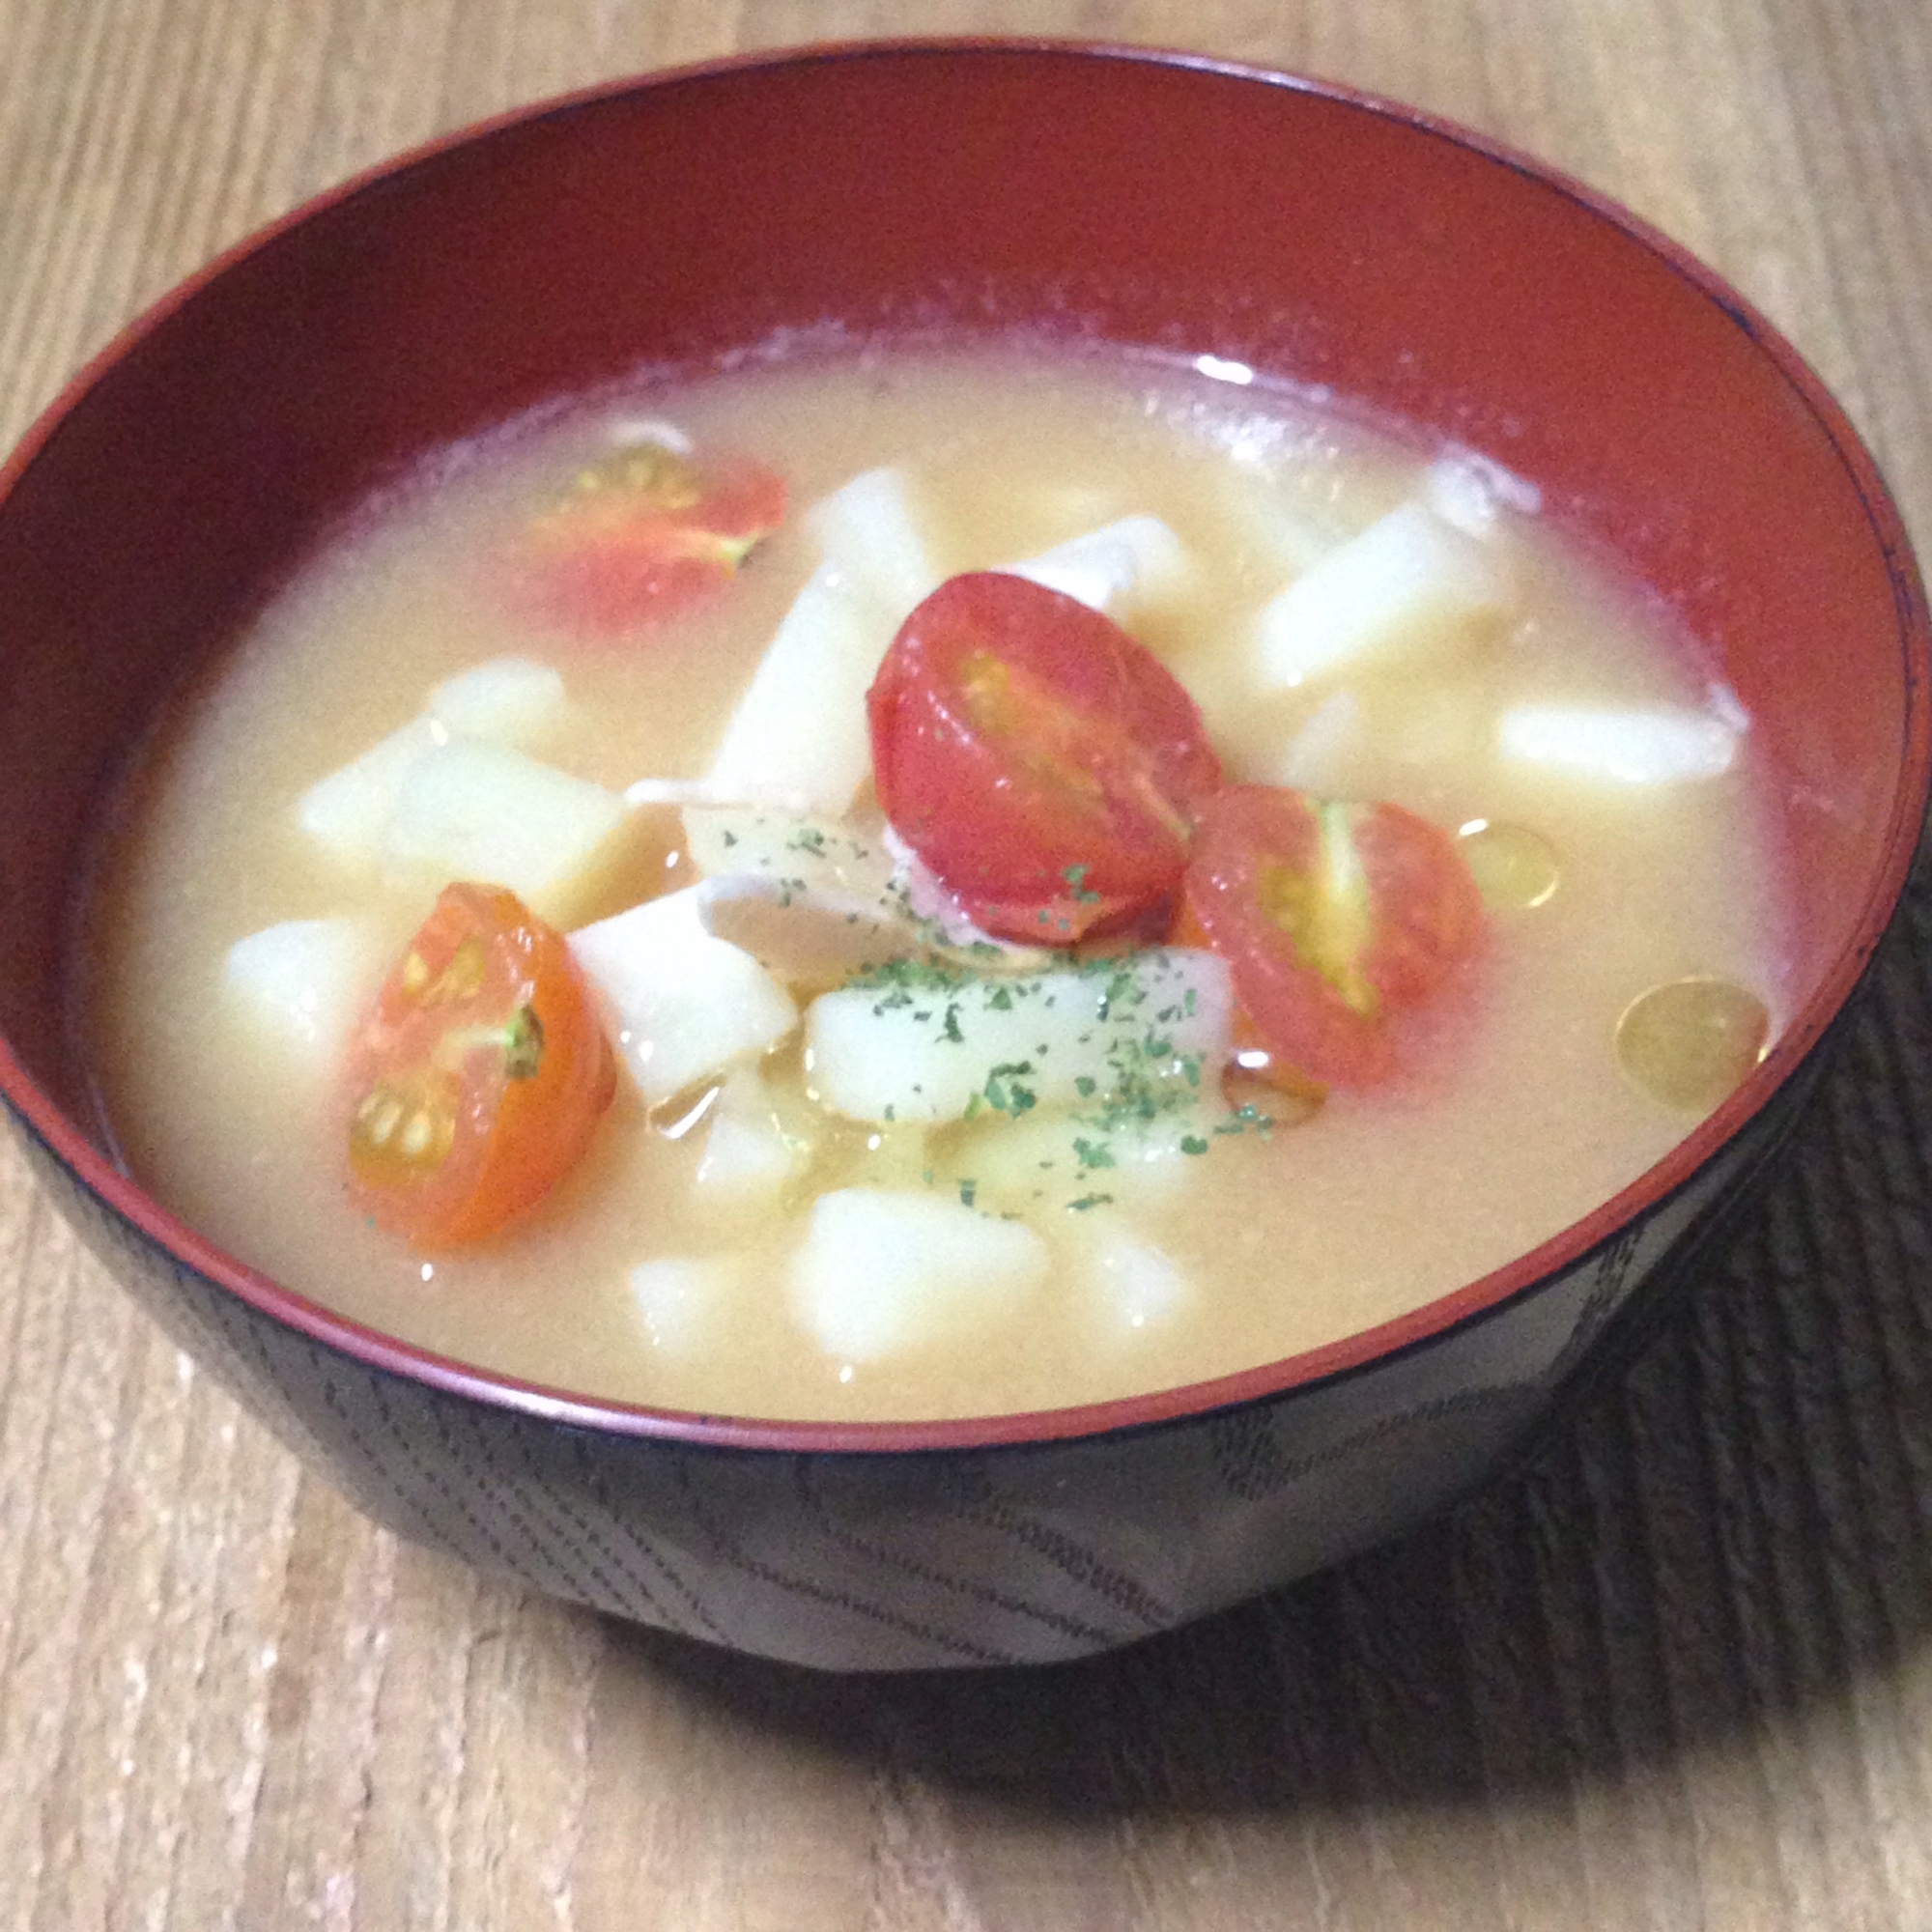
[298,656,571,865]
[569,886,798,1107]
[692,1070,805,1214]
[628,1254,742,1357]
[428,656,567,747]
[221,917,385,1076]
[296,717,441,865]
[1422,450,1542,537]
[805,949,1232,1124]
[944,1097,1227,1218]
[380,739,631,927]
[1085,1227,1195,1337]
[704,467,941,812]
[808,461,941,618]
[788,1188,1051,1362]
[1497,703,1743,783]
[1254,499,1510,689]
[1272,690,1368,793]
[1003,514,1188,616]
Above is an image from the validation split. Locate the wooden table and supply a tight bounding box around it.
[3,3,1930,1926]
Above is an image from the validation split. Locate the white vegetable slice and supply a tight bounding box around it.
[1085,1227,1195,1337]
[1422,450,1542,537]
[1003,515,1188,616]
[788,1188,1050,1362]
[700,882,913,985]
[298,657,571,865]
[680,808,914,980]
[692,1070,805,1213]
[296,717,441,865]
[1272,690,1367,793]
[1253,499,1510,689]
[704,467,941,812]
[569,886,797,1107]
[221,917,384,1075]
[628,1254,741,1356]
[380,739,631,927]
[804,948,1232,1124]
[681,806,897,904]
[1497,703,1743,783]
[941,1097,1227,1219]
[682,807,1055,980]
[428,656,567,747]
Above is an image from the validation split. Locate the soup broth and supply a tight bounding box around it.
[81,342,1786,1420]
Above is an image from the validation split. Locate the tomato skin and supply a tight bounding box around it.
[511,446,785,639]
[1178,785,1482,1090]
[868,572,1223,943]
[344,884,617,1249]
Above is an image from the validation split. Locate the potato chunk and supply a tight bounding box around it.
[296,655,569,864]
[804,949,1232,1125]
[787,1187,1050,1361]
[1497,702,1743,782]
[937,1099,1226,1217]
[627,1254,743,1357]
[1084,1227,1195,1338]
[296,718,441,864]
[1254,499,1510,688]
[427,656,567,746]
[568,886,798,1107]
[692,1070,806,1215]
[221,917,384,1077]
[704,467,940,812]
[1005,514,1188,617]
[381,739,632,928]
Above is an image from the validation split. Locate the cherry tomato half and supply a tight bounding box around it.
[867,572,1223,943]
[509,442,785,639]
[343,883,617,1249]
[1177,784,1482,1090]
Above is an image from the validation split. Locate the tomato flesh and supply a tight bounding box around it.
[511,442,785,639]
[1178,785,1482,1090]
[867,572,1222,943]
[344,883,617,1249]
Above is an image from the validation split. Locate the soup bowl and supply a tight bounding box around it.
[0,42,1925,1670]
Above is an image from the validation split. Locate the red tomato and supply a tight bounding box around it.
[343,884,617,1249]
[510,442,785,639]
[867,572,1223,943]
[1177,785,1482,1090]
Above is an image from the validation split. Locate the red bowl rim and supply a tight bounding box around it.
[3,36,1927,1456]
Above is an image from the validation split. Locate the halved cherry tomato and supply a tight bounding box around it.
[867,572,1223,943]
[343,883,617,1249]
[509,441,785,639]
[1176,785,1482,1090]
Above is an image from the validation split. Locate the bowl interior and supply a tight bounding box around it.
[1,43,1924,1421]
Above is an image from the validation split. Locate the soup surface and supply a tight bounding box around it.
[82,341,1787,1420]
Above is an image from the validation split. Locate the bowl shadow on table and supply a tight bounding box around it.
[608,841,1932,1816]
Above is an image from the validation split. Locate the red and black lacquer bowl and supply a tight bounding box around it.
[1,43,1925,1669]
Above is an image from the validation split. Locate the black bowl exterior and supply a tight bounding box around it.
[8,1071,1803,1669]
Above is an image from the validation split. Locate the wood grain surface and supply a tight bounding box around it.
[4,2,1931,1926]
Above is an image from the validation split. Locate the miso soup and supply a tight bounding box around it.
[80,341,1786,1420]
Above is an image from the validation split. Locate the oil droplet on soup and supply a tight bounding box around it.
[1615,977,1771,1113]
[1458,819,1562,910]
[78,341,1788,1422]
